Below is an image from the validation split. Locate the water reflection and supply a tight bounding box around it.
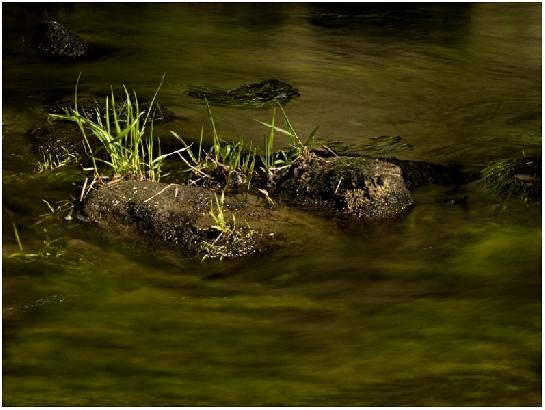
[308,3,473,45]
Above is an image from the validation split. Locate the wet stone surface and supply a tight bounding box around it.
[83,180,280,259]
[276,152,414,220]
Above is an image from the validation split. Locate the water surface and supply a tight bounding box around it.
[2,3,541,406]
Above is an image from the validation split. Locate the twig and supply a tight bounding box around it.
[143,183,176,203]
[322,145,339,157]
[79,177,89,202]
[334,177,343,195]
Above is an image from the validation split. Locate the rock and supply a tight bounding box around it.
[83,181,283,259]
[445,195,469,207]
[44,97,175,123]
[32,21,92,59]
[275,151,413,220]
[385,158,466,190]
[187,79,300,108]
[28,122,88,161]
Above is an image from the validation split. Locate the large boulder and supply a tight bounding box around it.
[275,152,413,220]
[32,21,92,59]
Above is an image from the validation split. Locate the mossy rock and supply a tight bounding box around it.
[187,79,300,108]
[45,98,175,124]
[480,157,541,202]
[276,152,413,220]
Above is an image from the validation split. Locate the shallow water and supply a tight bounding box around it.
[2,3,541,406]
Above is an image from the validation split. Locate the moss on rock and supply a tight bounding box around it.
[275,152,413,220]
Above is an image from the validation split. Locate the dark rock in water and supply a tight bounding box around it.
[275,151,413,220]
[83,181,284,259]
[45,98,175,123]
[187,79,300,108]
[28,122,88,161]
[32,21,92,59]
[385,158,466,190]
[480,157,541,202]
[445,195,469,207]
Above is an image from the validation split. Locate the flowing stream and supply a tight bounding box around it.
[2,3,541,405]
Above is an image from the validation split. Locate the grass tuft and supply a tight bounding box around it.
[49,74,186,183]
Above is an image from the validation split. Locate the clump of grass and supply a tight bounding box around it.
[479,158,538,202]
[257,104,318,181]
[209,190,234,234]
[171,100,256,190]
[201,190,240,261]
[50,74,186,183]
[172,102,318,192]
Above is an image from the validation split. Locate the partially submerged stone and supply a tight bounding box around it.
[28,122,87,161]
[32,21,93,59]
[83,181,280,259]
[275,152,413,220]
[386,158,466,190]
[187,79,300,108]
[45,98,175,123]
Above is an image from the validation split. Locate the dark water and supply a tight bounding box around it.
[2,3,541,406]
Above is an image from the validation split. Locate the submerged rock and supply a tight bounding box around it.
[45,97,175,123]
[275,151,413,220]
[32,21,93,59]
[385,158,466,190]
[28,122,87,161]
[83,181,281,259]
[480,157,541,202]
[187,79,300,108]
[317,141,466,190]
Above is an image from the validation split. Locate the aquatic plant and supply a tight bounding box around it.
[50,74,186,182]
[479,158,540,202]
[187,79,300,108]
[7,223,64,259]
[35,199,75,225]
[257,104,319,180]
[171,100,256,189]
[201,190,245,262]
[209,190,233,234]
[35,150,78,174]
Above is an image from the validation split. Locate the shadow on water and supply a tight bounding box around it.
[307,3,473,44]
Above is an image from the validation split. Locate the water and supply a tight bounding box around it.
[2,3,541,405]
